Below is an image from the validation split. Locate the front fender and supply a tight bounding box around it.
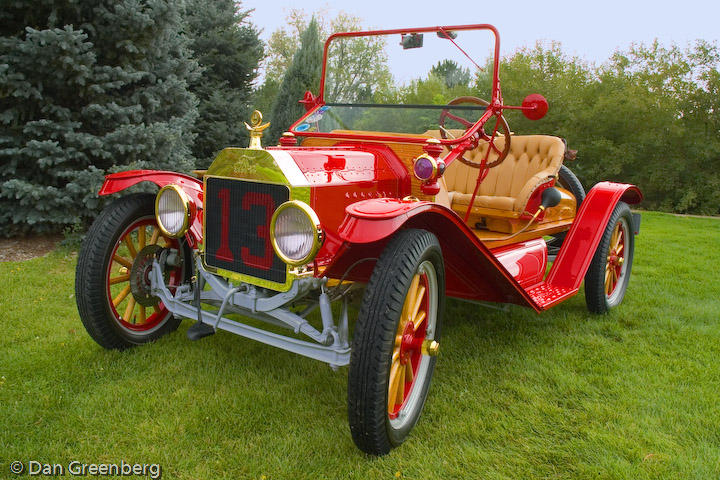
[329,198,540,308]
[99,170,203,245]
[337,198,438,244]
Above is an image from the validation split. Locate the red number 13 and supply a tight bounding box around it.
[216,188,233,262]
[215,188,274,271]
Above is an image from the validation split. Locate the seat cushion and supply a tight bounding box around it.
[450,193,515,211]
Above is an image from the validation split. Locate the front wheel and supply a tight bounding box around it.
[348,229,445,455]
[75,193,187,349]
[584,201,635,313]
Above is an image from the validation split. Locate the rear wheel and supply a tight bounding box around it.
[348,229,445,455]
[584,201,635,313]
[75,193,186,349]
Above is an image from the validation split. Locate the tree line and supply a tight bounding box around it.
[494,41,720,216]
[1,4,717,237]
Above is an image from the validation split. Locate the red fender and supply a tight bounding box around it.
[329,199,542,308]
[328,181,641,311]
[99,170,203,246]
[545,181,642,290]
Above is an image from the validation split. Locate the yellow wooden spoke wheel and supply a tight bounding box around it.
[604,222,626,296]
[106,219,178,331]
[387,270,439,419]
[584,201,635,313]
[76,193,187,349]
[348,229,445,455]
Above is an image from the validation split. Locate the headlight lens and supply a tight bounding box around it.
[270,201,323,266]
[155,185,191,238]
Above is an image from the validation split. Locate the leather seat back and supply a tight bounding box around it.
[444,135,565,200]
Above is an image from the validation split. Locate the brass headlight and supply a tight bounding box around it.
[155,185,191,238]
[270,200,323,266]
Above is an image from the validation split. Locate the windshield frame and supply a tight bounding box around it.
[288,24,502,146]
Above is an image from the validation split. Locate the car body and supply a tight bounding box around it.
[76,24,641,455]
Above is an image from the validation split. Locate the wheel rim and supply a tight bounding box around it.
[388,260,438,429]
[605,217,629,303]
[105,217,182,333]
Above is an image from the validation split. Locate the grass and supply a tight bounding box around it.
[1,211,719,479]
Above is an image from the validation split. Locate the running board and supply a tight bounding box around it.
[525,283,578,310]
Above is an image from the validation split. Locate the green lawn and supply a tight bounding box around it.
[1,211,719,479]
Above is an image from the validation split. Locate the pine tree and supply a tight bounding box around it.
[267,18,322,143]
[185,0,263,164]
[0,0,199,236]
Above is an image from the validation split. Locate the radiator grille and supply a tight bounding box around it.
[204,177,289,284]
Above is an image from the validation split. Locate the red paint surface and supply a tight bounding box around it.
[272,145,409,265]
[99,170,203,247]
[523,178,557,219]
[491,239,547,289]
[545,182,642,290]
[97,158,641,313]
[326,181,640,310]
[330,199,543,309]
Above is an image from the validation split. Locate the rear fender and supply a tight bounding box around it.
[99,170,203,246]
[327,199,540,308]
[546,182,642,289]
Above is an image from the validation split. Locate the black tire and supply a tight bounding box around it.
[348,229,445,455]
[557,164,586,204]
[547,165,586,253]
[75,193,184,349]
[584,201,635,313]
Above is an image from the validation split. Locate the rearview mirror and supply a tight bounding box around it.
[400,33,423,49]
[437,30,457,40]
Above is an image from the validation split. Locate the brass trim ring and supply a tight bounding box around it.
[270,200,324,266]
[155,184,191,238]
[412,153,438,181]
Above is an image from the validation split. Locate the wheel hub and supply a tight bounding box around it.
[130,244,162,307]
[399,321,424,363]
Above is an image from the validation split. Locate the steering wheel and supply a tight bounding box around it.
[438,96,511,168]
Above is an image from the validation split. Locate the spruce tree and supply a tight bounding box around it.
[185,0,263,164]
[267,18,322,143]
[0,0,199,236]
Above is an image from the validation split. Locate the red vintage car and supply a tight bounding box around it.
[75,24,641,455]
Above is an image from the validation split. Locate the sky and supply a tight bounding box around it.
[243,0,720,76]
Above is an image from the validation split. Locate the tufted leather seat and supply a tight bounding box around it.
[431,133,565,220]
